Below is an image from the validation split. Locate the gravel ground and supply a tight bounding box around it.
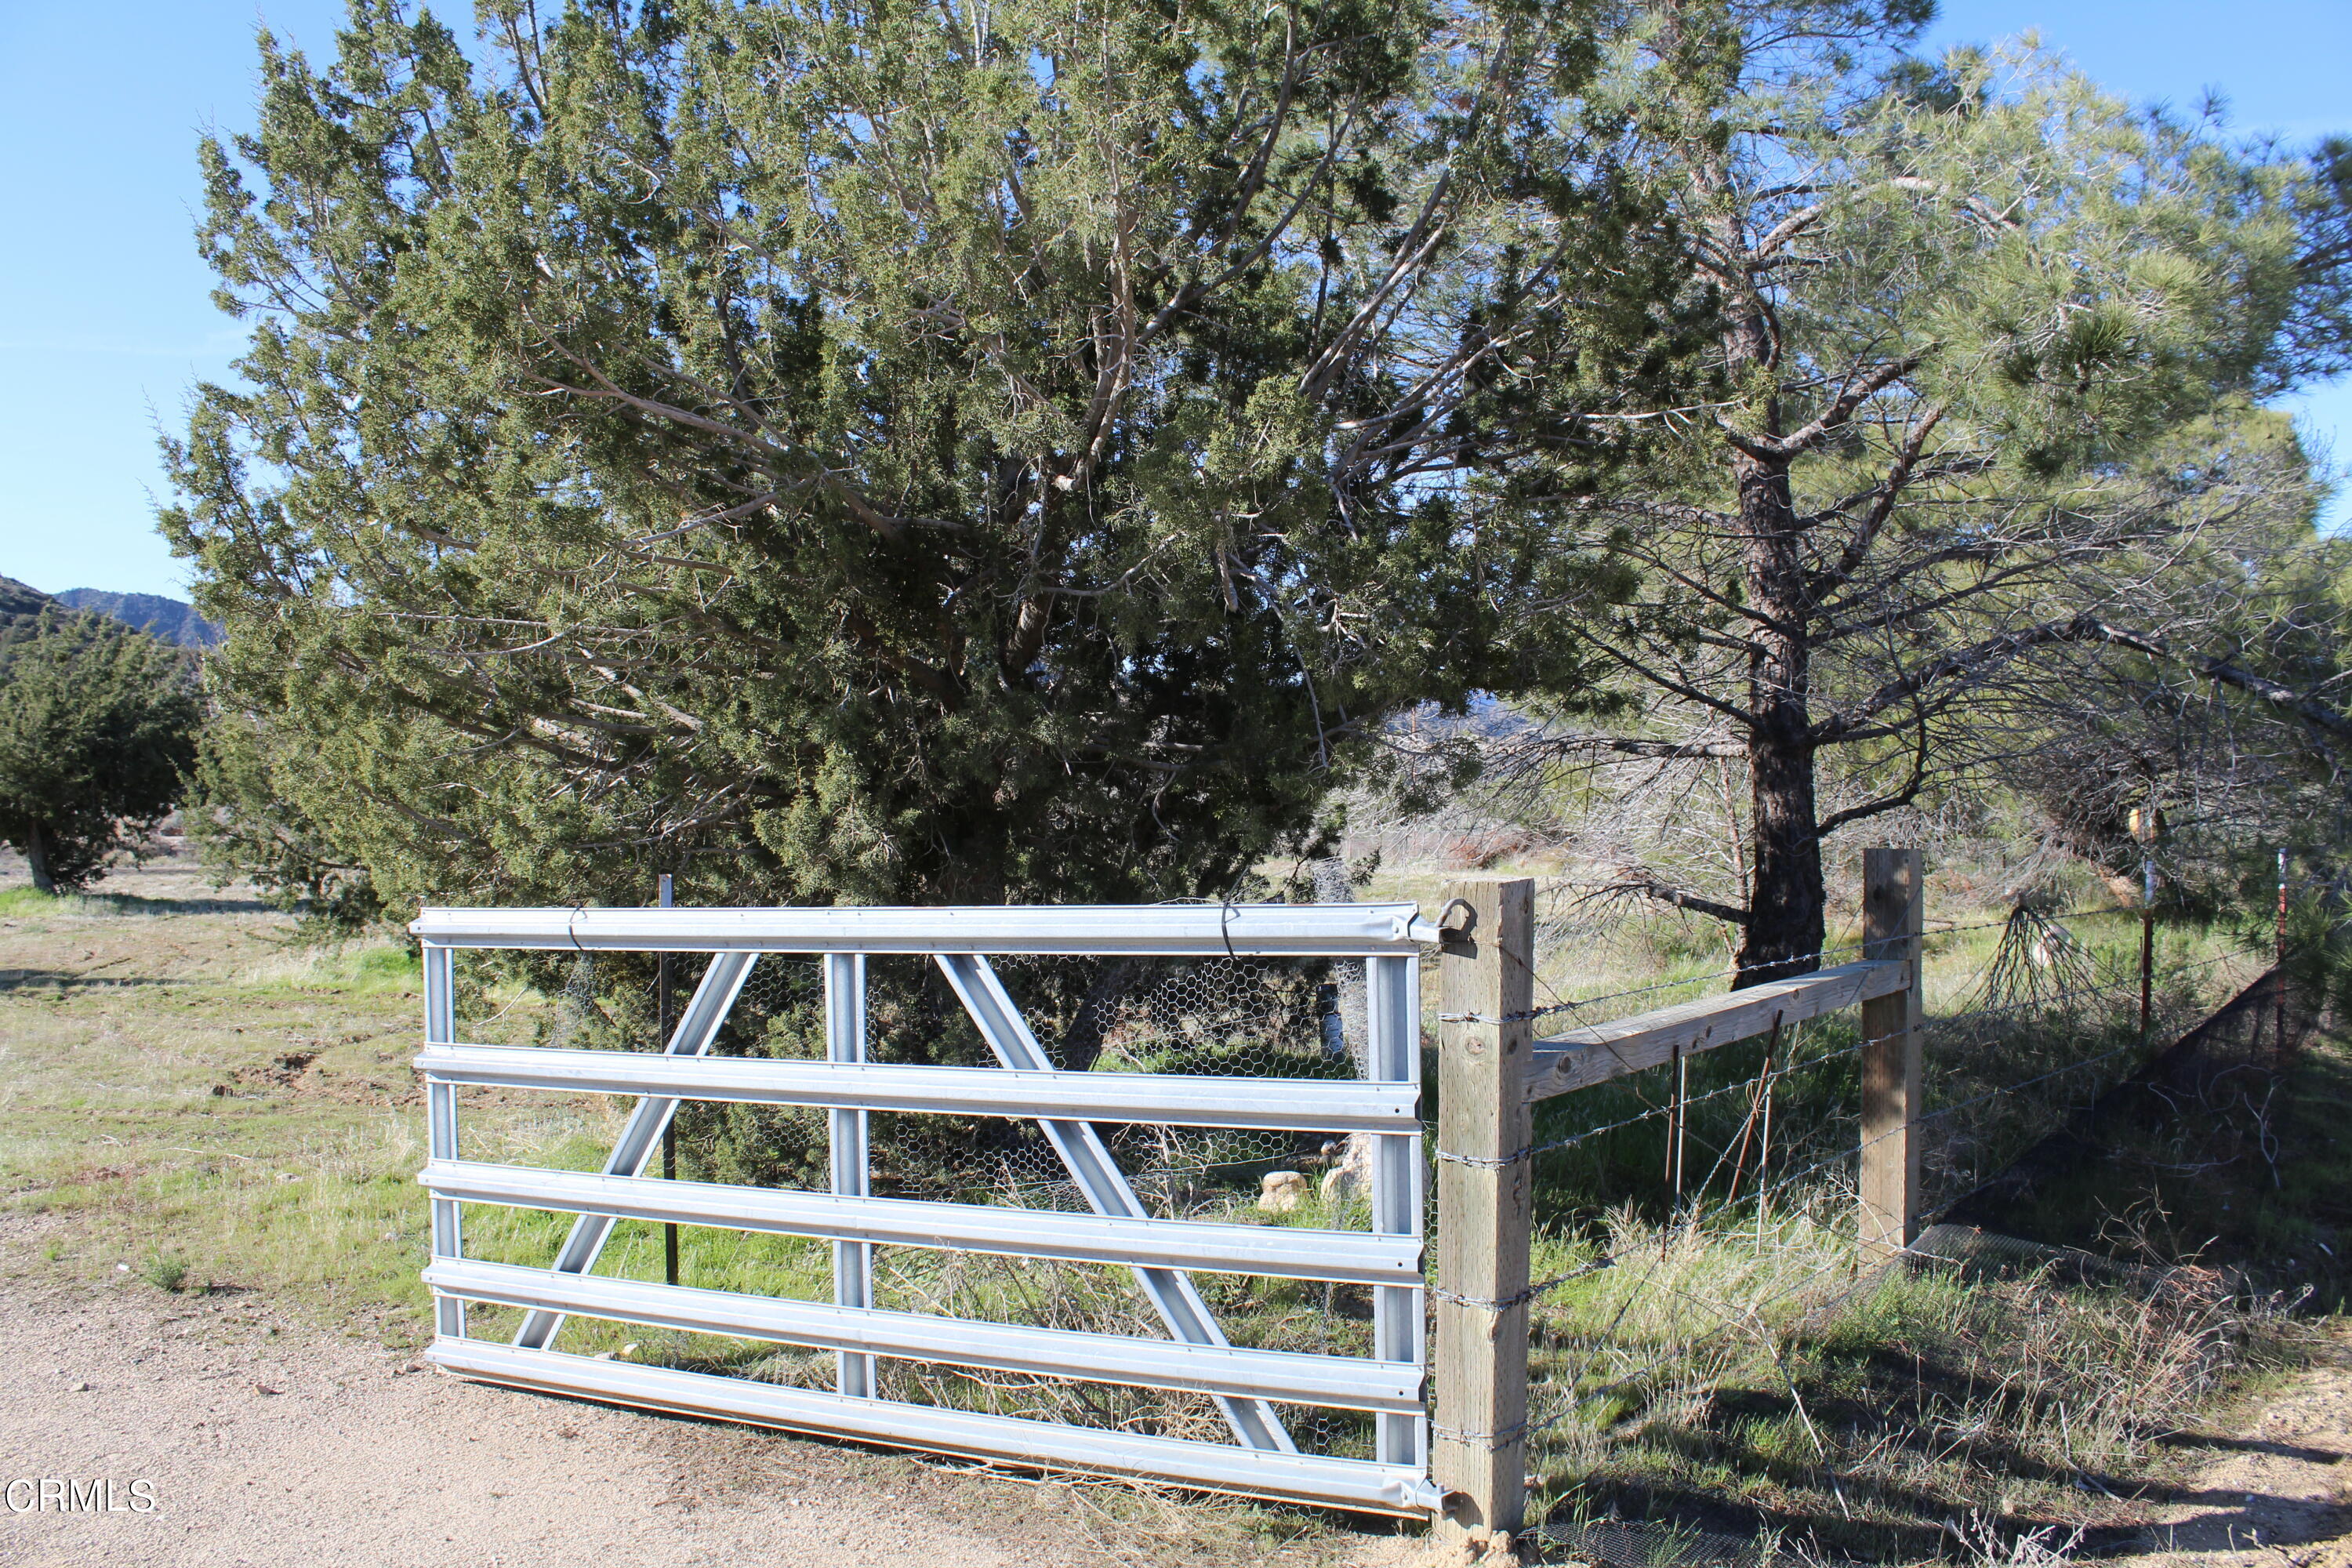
[2130,1324,2352,1568]
[0,1233,1047,1567]
[0,1212,1429,1568]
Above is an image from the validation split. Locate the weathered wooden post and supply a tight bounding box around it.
[1433,876,1535,1546]
[1858,848,1924,1257]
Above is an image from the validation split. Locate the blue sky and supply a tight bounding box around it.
[1,2,2347,600]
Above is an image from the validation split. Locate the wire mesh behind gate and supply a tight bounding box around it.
[410,905,1440,1514]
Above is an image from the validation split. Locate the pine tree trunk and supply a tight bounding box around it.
[1733,447,1826,987]
[24,822,56,895]
[1741,708,1824,984]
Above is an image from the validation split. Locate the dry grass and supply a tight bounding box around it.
[1352,858,2292,1562]
[1521,1202,2312,1563]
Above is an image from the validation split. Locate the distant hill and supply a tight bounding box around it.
[0,575,59,647]
[53,589,223,648]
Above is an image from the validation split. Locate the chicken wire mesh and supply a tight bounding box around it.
[437,944,1408,1462]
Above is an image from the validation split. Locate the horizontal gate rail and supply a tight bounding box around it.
[1523,956,1909,1100]
[416,1043,1418,1133]
[426,1257,1425,1413]
[411,902,1437,955]
[412,898,1435,1514]
[422,1160,1423,1287]
[432,1338,1440,1515]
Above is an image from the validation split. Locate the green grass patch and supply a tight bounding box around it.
[0,885,139,918]
[235,941,423,996]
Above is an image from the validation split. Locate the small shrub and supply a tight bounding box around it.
[140,1250,190,1293]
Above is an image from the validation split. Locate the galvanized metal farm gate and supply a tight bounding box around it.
[410,904,1441,1513]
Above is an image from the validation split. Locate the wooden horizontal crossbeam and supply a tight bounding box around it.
[1522,958,1909,1102]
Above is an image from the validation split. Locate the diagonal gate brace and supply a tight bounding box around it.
[934,954,1295,1454]
[513,951,760,1350]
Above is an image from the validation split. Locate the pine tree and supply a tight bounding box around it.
[0,615,200,892]
[1492,5,2352,982]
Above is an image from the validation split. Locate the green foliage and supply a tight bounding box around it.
[165,0,1693,914]
[0,614,200,892]
[0,575,61,650]
[1991,413,2352,913]
[187,707,383,932]
[1484,13,2352,973]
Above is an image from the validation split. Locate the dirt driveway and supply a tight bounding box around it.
[2129,1323,2352,1568]
[9,1237,2347,1568]
[0,1216,1421,1568]
[0,1233,1002,1566]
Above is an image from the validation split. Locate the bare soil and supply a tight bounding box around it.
[0,1206,1435,1568]
[2127,1324,2352,1568]
[0,1208,998,1566]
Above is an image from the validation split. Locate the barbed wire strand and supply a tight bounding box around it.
[1443,949,2248,1178]
[1479,905,2154,1029]
[1468,948,2261,1455]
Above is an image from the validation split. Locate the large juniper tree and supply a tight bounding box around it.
[165,0,1690,910]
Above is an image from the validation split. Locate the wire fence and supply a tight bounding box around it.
[1501,898,2283,1563]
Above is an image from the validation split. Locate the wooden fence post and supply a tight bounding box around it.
[1433,877,1534,1546]
[1858,848,1923,1257]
